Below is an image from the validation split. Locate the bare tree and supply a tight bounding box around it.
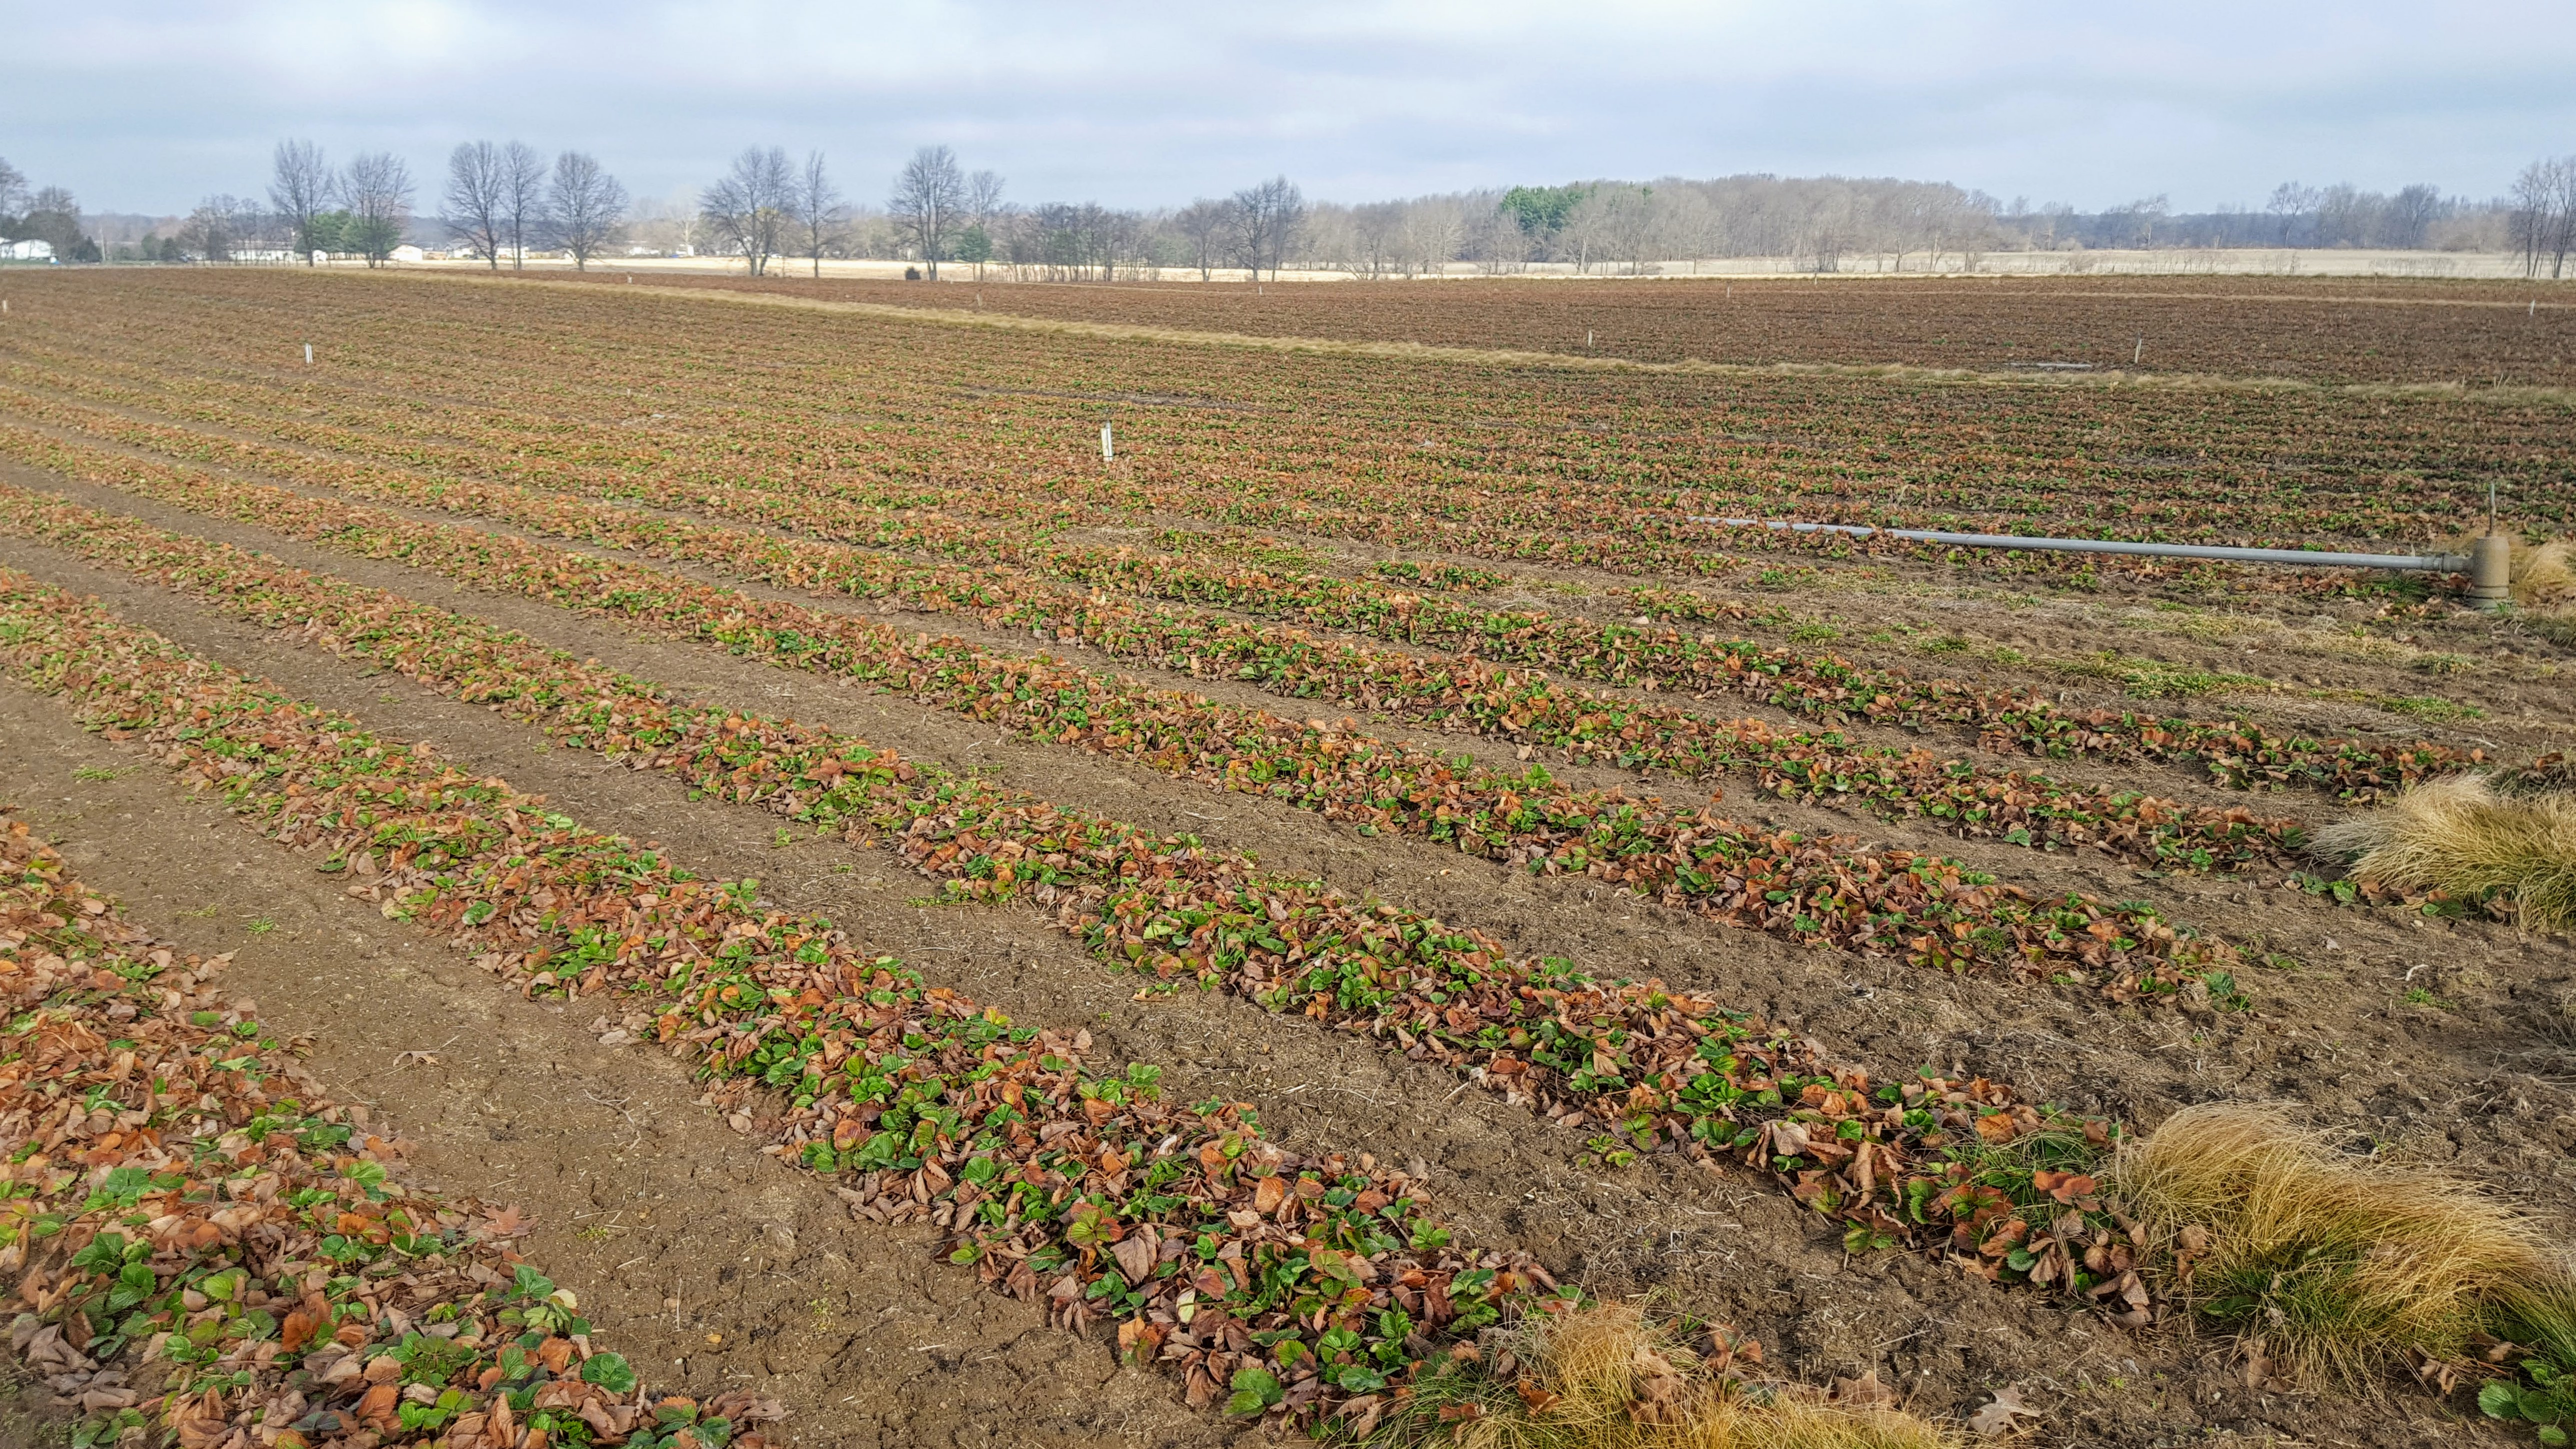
[1396,196,1466,278]
[2530,158,2576,280]
[967,170,1006,230]
[443,142,508,268]
[1562,186,1656,273]
[1350,201,1402,278]
[176,202,233,262]
[2382,184,2442,250]
[954,170,1006,280]
[176,194,266,262]
[1229,177,1304,280]
[342,152,414,268]
[793,151,845,278]
[2264,182,2317,246]
[0,156,27,222]
[499,141,544,268]
[269,140,336,263]
[890,145,966,278]
[2545,160,2566,280]
[1174,198,1232,280]
[700,146,793,276]
[548,151,627,270]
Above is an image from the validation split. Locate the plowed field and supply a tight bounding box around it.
[552,269,2576,388]
[0,267,2568,1449]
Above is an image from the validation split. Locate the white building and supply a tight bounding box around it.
[2,238,57,262]
[390,244,428,263]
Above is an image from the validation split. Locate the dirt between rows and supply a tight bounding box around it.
[5,464,2576,1186]
[0,684,1238,1449]
[0,484,2562,1442]
[0,382,2407,837]
[12,366,2560,810]
[527,270,2576,390]
[0,395,2429,895]
[12,324,2572,763]
[1119,510,2576,764]
[7,464,2574,1190]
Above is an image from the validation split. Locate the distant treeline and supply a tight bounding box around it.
[22,144,2576,280]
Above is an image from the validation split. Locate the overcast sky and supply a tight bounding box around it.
[7,0,2572,218]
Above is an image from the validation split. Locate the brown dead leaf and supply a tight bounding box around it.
[1252,1174,1288,1214]
[356,1382,400,1430]
[2031,1170,2097,1202]
[1110,1234,1155,1284]
[1830,1368,1898,1408]
[1967,1385,2038,1436]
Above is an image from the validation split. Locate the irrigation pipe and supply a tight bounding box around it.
[1686,516,2474,573]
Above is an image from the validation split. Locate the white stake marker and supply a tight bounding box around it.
[2132,336,2144,365]
[1101,422,1114,461]
[304,343,314,366]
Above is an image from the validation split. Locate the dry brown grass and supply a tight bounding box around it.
[2104,1103,2576,1384]
[2512,539,2576,608]
[1366,1304,1954,1449]
[2312,774,2576,934]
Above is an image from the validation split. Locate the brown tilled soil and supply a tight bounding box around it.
[0,453,2564,1444]
[531,271,2576,389]
[4,268,2572,1449]
[0,686,1242,1449]
[1106,512,2576,760]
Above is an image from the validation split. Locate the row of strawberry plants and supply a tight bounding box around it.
[0,448,2242,990]
[2,561,2164,1316]
[0,475,2214,1283]
[992,546,2472,800]
[0,424,2308,874]
[0,369,2478,804]
[0,574,2138,1434]
[0,820,754,1449]
[5,289,2522,577]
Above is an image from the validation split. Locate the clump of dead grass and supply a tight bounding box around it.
[2512,539,2576,650]
[2512,538,2576,609]
[1364,1303,1954,1449]
[2312,774,2576,934]
[2105,1103,2576,1386]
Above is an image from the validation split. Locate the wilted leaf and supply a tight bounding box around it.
[1968,1385,2038,1436]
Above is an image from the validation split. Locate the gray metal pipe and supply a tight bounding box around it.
[1686,516,2472,572]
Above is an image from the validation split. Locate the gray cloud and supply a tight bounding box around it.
[8,0,2570,216]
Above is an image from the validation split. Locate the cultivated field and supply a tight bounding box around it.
[0,267,2570,1449]
[552,270,2576,388]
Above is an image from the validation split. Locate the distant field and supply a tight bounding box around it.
[550,268,2576,388]
[0,267,2568,1449]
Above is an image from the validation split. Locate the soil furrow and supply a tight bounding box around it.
[0,680,1236,1449]
[2,486,2566,1258]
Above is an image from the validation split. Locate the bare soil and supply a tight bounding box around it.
[1,269,2569,1448]
[0,466,2564,1446]
[0,682,1244,1449]
[533,272,2576,390]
